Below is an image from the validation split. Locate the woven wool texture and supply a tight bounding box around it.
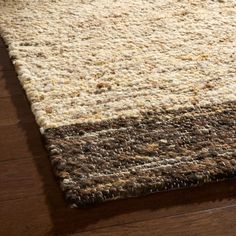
[0,0,236,206]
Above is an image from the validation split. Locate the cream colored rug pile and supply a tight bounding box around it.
[0,0,236,206]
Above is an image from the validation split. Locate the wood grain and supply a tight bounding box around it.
[0,37,5,47]
[0,48,14,70]
[0,70,22,98]
[76,205,236,236]
[0,37,236,236]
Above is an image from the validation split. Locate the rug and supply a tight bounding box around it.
[0,0,235,207]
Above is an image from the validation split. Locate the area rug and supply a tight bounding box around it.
[0,0,236,207]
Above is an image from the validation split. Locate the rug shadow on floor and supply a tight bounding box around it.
[2,41,236,236]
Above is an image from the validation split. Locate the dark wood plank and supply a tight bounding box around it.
[0,197,52,236]
[0,48,14,71]
[0,37,5,47]
[76,205,236,236]
[0,96,34,125]
[0,122,46,162]
[0,70,23,98]
[0,157,50,202]
[1,176,236,236]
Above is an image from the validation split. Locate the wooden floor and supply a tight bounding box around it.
[1,37,236,236]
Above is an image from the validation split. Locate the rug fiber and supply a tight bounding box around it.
[0,0,235,206]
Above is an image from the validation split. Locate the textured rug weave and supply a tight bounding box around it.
[0,0,236,206]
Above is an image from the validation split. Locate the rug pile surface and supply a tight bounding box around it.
[0,0,235,206]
